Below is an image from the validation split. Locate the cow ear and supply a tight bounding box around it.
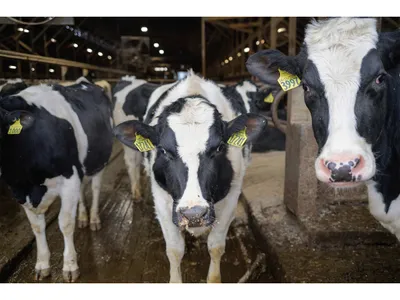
[113,120,158,152]
[225,113,268,145]
[6,110,35,131]
[246,49,304,87]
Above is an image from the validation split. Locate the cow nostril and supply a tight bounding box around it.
[180,206,208,221]
[326,161,336,171]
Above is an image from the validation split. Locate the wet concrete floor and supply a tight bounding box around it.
[0,143,273,283]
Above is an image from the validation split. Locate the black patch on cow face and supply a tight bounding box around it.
[122,83,159,121]
[198,110,233,204]
[355,49,388,146]
[152,98,188,202]
[302,59,330,153]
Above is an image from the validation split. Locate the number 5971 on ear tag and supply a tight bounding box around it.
[134,134,155,152]
[277,69,301,92]
[227,128,247,148]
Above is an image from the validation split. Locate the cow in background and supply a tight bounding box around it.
[0,79,28,98]
[0,77,114,281]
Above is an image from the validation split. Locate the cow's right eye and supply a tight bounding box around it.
[302,83,310,92]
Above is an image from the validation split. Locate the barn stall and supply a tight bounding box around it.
[0,17,400,283]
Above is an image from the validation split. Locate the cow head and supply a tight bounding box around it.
[247,17,400,187]
[114,96,266,228]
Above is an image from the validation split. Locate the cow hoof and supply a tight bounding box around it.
[207,275,221,283]
[90,221,101,231]
[63,269,80,283]
[133,188,142,200]
[34,268,51,281]
[78,219,88,229]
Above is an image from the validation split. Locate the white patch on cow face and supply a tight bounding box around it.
[235,81,257,114]
[18,85,89,169]
[305,18,379,183]
[167,98,215,211]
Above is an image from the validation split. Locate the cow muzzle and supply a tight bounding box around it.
[315,152,374,187]
[177,205,213,228]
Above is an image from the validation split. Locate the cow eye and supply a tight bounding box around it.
[216,142,226,153]
[302,83,310,92]
[375,74,386,85]
[158,147,167,155]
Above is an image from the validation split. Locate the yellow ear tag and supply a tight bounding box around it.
[227,128,247,148]
[277,69,301,91]
[134,133,155,152]
[8,119,23,135]
[264,93,274,103]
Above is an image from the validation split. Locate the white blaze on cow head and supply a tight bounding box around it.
[113,96,266,229]
[247,17,400,187]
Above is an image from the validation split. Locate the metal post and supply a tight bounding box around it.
[201,17,206,77]
[270,17,278,49]
[288,17,297,56]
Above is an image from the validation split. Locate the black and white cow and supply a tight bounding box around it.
[0,78,28,98]
[112,75,161,199]
[113,71,267,283]
[247,17,400,239]
[0,79,114,281]
[220,80,286,152]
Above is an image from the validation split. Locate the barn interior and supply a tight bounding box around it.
[1,17,400,283]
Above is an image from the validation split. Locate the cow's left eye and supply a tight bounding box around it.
[375,74,386,85]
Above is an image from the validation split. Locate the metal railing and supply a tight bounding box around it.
[0,49,128,75]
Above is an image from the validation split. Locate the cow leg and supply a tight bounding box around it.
[206,198,238,283]
[90,170,103,231]
[22,207,51,280]
[123,145,142,200]
[59,167,81,282]
[154,198,185,283]
[77,184,88,228]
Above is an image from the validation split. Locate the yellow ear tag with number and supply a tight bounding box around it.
[264,93,274,103]
[8,119,23,135]
[227,128,247,148]
[277,69,301,91]
[134,133,155,152]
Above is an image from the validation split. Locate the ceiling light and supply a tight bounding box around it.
[98,52,103,57]
[51,38,56,43]
[154,43,159,48]
[277,27,286,33]
[18,28,23,32]
[49,68,55,73]
[261,39,265,44]
[229,56,233,61]
[9,65,17,70]
[87,48,93,53]
[244,47,250,53]
[107,55,112,60]
[23,29,29,33]
[73,43,78,48]
[224,59,229,64]
[159,49,164,55]
[237,52,241,57]
[31,67,35,72]
[141,26,148,32]
[256,40,260,45]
